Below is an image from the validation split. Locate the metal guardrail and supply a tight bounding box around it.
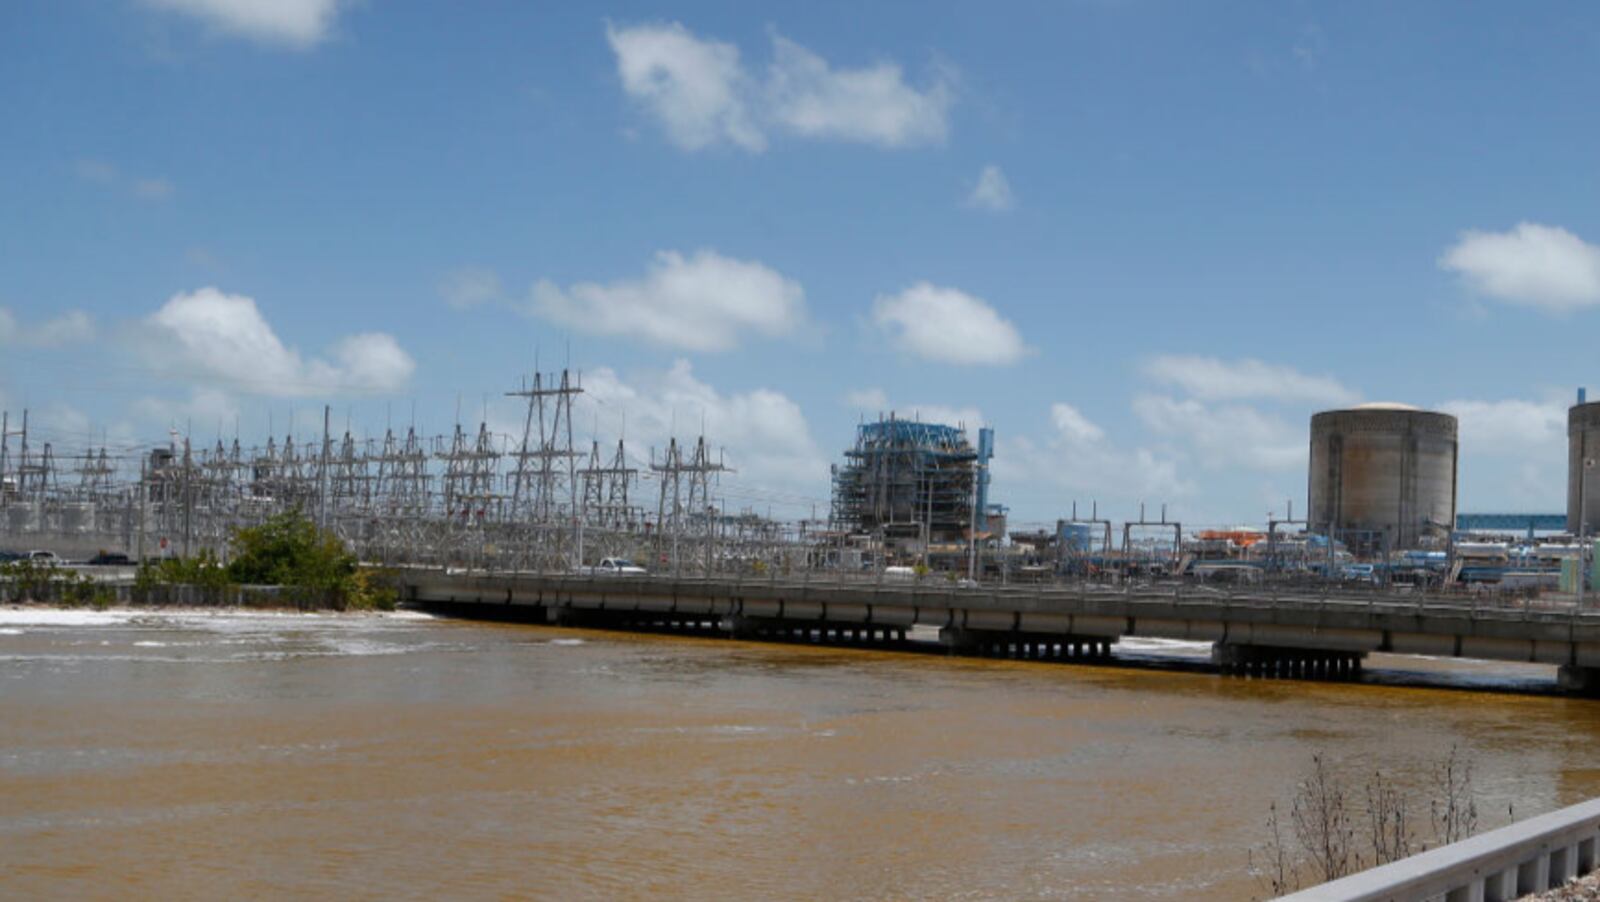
[1275,797,1600,901]
[414,568,1600,626]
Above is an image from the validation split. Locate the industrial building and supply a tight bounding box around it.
[1307,403,1458,553]
[828,415,998,563]
[1569,393,1600,535]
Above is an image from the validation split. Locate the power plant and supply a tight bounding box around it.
[0,371,1594,594]
[1306,403,1458,552]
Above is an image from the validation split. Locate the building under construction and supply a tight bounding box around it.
[829,415,996,558]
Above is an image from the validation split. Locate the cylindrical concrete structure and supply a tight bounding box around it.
[1307,404,1458,551]
[1568,402,1600,534]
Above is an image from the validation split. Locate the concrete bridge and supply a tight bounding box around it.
[402,570,1600,692]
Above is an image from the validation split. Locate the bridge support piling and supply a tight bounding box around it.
[1558,665,1600,696]
[1215,644,1365,682]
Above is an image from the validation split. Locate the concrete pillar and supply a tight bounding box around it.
[1483,867,1517,902]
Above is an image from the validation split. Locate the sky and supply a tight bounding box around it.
[2,0,1599,529]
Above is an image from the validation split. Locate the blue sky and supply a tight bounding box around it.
[2,0,1599,527]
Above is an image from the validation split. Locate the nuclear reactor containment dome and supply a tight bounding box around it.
[1568,402,1600,534]
[1307,404,1458,550]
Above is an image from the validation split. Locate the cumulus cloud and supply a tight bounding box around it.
[967,164,1014,212]
[577,359,827,496]
[530,250,806,352]
[606,22,953,152]
[1143,355,1359,405]
[0,308,96,348]
[144,286,415,397]
[140,0,347,48]
[872,282,1028,366]
[1133,394,1306,471]
[605,21,763,151]
[1440,396,1569,509]
[995,402,1189,506]
[764,33,951,147]
[1440,398,1566,456]
[1440,222,1600,313]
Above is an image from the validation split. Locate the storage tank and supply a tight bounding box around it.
[1568,401,1600,533]
[1307,403,1458,551]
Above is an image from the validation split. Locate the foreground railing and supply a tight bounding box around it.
[1276,797,1600,901]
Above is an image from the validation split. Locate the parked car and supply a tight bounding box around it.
[0,550,22,563]
[86,552,133,566]
[26,550,59,565]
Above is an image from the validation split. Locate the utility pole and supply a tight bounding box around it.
[319,405,331,531]
[137,456,147,564]
[181,436,193,559]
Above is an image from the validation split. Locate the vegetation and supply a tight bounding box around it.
[1251,746,1481,898]
[0,509,407,612]
[0,559,116,608]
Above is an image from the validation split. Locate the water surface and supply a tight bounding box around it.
[1,607,1596,899]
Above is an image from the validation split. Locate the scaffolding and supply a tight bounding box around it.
[828,415,994,558]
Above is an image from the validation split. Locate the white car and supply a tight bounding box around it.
[26,550,59,565]
[590,557,647,575]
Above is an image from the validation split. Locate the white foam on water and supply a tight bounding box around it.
[326,638,413,657]
[0,628,22,635]
[1115,637,1213,657]
[380,609,438,622]
[548,638,585,646]
[0,609,140,627]
[132,641,169,648]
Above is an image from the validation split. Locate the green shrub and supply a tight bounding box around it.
[226,509,387,610]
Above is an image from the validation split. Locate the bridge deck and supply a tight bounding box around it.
[404,571,1600,684]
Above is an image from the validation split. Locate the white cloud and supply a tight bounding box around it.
[577,359,827,497]
[995,402,1189,506]
[1440,222,1600,312]
[967,164,1014,212]
[872,282,1028,366]
[1133,394,1306,471]
[0,308,96,348]
[1142,354,1359,405]
[439,267,504,310]
[605,21,763,151]
[1440,397,1568,510]
[1439,398,1566,456]
[530,250,806,352]
[145,286,415,397]
[1050,402,1104,444]
[606,22,952,152]
[765,33,951,148]
[140,0,346,49]
[134,387,241,433]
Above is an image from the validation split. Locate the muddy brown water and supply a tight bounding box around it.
[2,608,1598,900]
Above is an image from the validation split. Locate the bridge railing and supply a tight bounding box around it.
[413,566,1600,624]
[1275,796,1600,901]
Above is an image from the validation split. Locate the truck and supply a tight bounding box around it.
[581,557,647,575]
